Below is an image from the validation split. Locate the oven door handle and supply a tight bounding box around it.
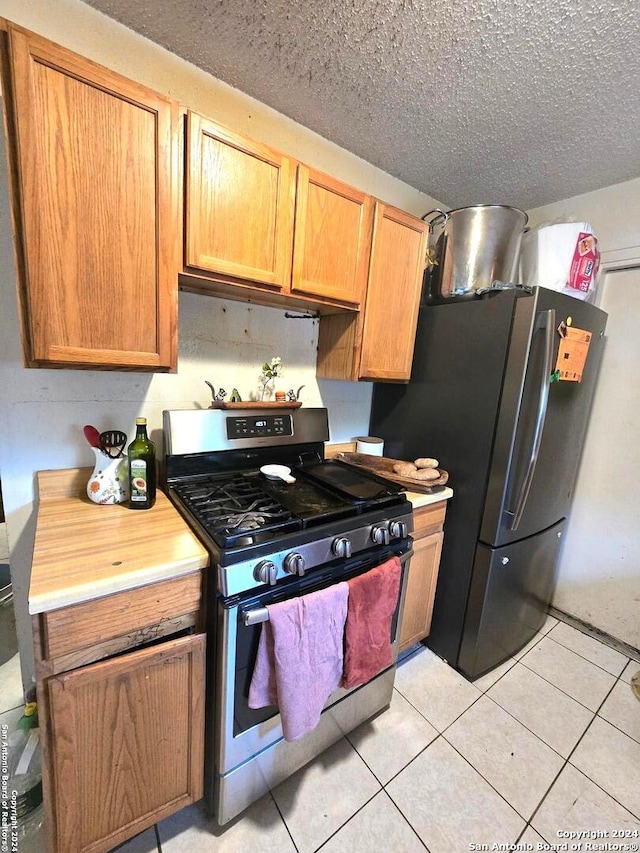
[242,607,270,626]
[241,545,414,628]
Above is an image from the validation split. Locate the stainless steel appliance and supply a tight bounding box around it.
[369,287,607,679]
[163,407,413,824]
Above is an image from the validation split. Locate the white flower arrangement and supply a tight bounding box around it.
[259,356,283,400]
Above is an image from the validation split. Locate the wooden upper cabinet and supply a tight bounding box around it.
[185,111,296,289]
[184,115,373,308]
[7,28,179,370]
[291,166,373,305]
[316,202,427,382]
[358,202,428,380]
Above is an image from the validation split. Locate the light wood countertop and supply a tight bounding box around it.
[406,487,453,509]
[29,468,209,615]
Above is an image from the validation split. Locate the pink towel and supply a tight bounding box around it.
[341,556,402,689]
[248,582,349,742]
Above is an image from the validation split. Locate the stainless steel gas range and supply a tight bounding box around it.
[163,407,414,825]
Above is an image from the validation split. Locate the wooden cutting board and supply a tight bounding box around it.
[336,452,449,494]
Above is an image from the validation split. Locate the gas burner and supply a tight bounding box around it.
[207,496,287,533]
[171,474,303,548]
[225,514,264,530]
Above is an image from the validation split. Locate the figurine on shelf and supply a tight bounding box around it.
[230,388,242,402]
[205,381,227,407]
[287,385,305,402]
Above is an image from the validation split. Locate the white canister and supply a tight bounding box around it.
[355,436,384,456]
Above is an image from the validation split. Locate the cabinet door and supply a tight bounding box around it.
[291,166,373,305]
[185,112,295,289]
[46,633,205,853]
[8,28,178,370]
[358,203,427,380]
[399,531,444,651]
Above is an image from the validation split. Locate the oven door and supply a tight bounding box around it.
[215,539,412,777]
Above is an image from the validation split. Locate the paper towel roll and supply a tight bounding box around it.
[355,436,384,456]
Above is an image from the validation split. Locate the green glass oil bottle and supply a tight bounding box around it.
[127,417,156,510]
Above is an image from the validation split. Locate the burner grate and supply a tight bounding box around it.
[172,473,302,547]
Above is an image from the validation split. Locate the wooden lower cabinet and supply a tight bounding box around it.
[33,571,206,853]
[44,635,205,853]
[399,501,447,652]
[399,531,444,651]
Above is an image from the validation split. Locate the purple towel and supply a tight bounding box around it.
[248,582,349,742]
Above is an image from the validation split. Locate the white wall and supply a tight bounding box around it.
[527,182,640,649]
[0,0,442,691]
[548,268,640,648]
[527,178,640,265]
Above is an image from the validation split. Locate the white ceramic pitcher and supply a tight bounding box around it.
[86,447,129,505]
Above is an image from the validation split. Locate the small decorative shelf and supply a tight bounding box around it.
[208,401,302,410]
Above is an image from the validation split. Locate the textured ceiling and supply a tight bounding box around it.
[83,0,640,210]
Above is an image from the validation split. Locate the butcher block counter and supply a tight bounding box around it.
[405,486,453,509]
[29,467,208,853]
[29,467,208,614]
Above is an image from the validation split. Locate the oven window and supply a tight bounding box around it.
[234,619,279,732]
[229,544,411,737]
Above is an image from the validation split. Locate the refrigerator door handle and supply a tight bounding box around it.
[509,308,556,531]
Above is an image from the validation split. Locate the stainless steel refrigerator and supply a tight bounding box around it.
[369,286,607,679]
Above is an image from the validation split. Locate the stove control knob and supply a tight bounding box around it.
[371,525,390,545]
[254,560,278,586]
[284,552,306,577]
[332,537,352,559]
[389,520,408,539]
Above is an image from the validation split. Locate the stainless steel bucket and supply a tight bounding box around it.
[422,205,528,301]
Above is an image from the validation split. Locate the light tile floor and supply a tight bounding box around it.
[2,615,639,852]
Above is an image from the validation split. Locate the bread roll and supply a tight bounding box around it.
[406,467,441,481]
[393,461,418,477]
[414,457,439,469]
[393,461,441,481]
